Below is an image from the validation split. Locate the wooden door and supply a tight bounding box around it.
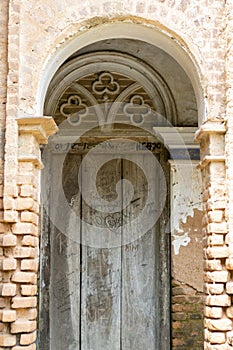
[40,142,169,350]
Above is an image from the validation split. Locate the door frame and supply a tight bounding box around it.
[38,136,171,350]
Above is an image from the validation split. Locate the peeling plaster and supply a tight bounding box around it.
[170,162,203,291]
[172,232,191,255]
[170,161,202,254]
[172,208,204,292]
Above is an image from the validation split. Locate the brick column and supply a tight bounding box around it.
[0,117,57,349]
[195,122,231,349]
[225,2,233,348]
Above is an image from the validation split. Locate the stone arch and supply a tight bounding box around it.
[36,19,204,125]
[44,51,178,125]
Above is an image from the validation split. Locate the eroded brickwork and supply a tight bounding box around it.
[196,123,229,349]
[0,1,8,170]
[0,118,56,349]
[172,279,204,349]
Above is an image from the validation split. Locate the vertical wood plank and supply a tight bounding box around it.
[81,156,122,350]
[39,147,52,350]
[121,154,160,349]
[50,153,81,350]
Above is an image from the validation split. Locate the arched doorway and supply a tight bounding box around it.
[39,39,199,350]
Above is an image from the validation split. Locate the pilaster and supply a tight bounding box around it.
[195,121,229,349]
[0,116,57,349]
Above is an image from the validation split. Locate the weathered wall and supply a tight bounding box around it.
[17,0,225,119]
[0,0,8,209]
[172,279,204,349]
[0,0,8,344]
[170,161,204,349]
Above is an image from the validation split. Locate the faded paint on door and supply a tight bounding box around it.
[49,147,161,350]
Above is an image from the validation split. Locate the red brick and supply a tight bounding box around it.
[11,319,36,333]
[0,334,16,346]
[12,271,36,284]
[2,310,17,322]
[20,330,37,345]
[12,296,37,309]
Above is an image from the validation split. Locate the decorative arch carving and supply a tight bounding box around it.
[44,51,177,127]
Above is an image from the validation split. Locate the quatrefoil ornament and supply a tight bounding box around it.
[92,72,120,100]
[60,95,88,125]
[124,95,151,125]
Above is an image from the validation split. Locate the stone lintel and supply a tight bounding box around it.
[153,126,198,148]
[152,126,200,160]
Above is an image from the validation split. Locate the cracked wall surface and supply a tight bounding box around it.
[170,161,204,348]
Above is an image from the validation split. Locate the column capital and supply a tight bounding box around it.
[17,116,58,144]
[195,121,226,142]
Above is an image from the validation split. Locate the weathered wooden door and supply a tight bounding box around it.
[40,139,169,350]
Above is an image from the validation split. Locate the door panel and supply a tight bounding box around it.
[81,156,122,350]
[50,154,81,350]
[121,155,159,349]
[47,148,163,350]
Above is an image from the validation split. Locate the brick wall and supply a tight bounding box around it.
[0,0,8,204]
[172,279,204,349]
[0,0,10,344]
[196,122,229,349]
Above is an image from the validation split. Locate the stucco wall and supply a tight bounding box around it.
[15,0,225,119]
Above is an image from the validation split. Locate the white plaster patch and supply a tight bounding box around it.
[170,161,202,254]
[171,162,202,229]
[172,232,191,255]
